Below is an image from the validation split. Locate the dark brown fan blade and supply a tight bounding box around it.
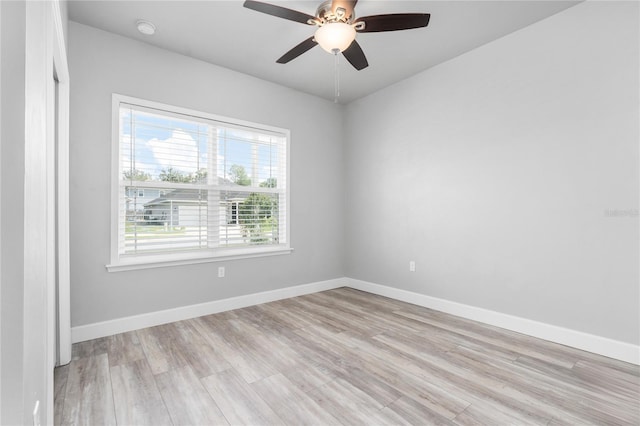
[330,0,358,20]
[342,40,368,70]
[277,37,318,64]
[243,0,317,25]
[355,13,430,33]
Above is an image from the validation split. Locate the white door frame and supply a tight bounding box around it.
[45,1,70,423]
[51,0,71,367]
[0,3,3,423]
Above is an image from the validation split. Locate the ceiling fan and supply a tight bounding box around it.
[243,0,431,71]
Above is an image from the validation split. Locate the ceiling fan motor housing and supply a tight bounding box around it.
[316,0,354,24]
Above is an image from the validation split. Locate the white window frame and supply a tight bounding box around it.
[107,94,292,272]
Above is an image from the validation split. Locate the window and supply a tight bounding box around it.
[108,95,290,271]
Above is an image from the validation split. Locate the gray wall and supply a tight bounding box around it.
[1,3,26,423]
[344,1,639,344]
[69,1,638,347]
[69,22,345,326]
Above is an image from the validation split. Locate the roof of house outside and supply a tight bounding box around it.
[144,178,249,208]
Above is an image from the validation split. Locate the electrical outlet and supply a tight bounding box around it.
[218,266,225,278]
[32,400,41,426]
[409,261,416,272]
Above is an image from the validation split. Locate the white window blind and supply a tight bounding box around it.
[110,95,289,270]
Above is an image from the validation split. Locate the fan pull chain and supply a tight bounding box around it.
[333,48,340,103]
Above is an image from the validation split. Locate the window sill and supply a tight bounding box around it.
[106,246,293,272]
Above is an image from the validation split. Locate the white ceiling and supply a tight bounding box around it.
[68,0,580,103]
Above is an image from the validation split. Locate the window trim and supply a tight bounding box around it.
[108,94,292,272]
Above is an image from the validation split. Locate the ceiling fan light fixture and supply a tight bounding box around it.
[243,0,431,72]
[315,22,356,53]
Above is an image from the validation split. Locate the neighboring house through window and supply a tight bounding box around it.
[108,94,290,271]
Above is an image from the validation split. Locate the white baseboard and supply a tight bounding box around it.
[71,276,639,365]
[71,277,347,343]
[346,278,640,365]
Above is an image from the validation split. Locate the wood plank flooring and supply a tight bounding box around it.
[55,288,640,425]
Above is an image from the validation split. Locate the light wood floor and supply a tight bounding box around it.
[55,287,640,425]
